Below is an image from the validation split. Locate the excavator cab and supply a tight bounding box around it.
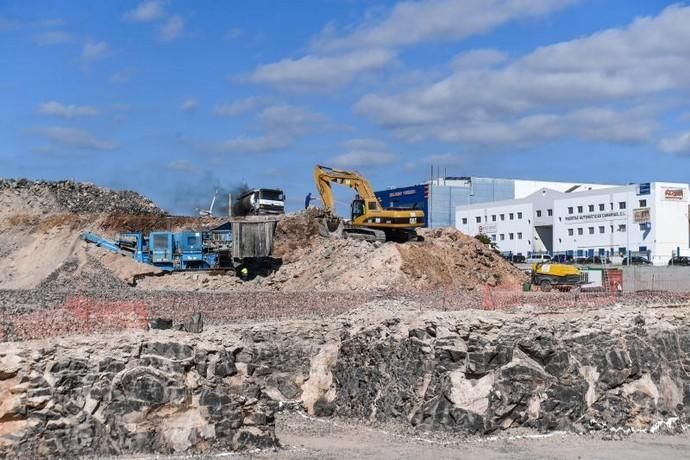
[351,196,365,220]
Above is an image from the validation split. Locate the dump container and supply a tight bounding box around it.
[230,218,278,259]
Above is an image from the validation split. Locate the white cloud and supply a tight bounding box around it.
[196,104,325,155]
[331,150,396,168]
[426,153,465,166]
[213,97,267,117]
[658,132,690,154]
[355,5,690,147]
[329,137,397,168]
[158,15,184,42]
[259,104,325,134]
[81,41,109,62]
[249,48,395,91]
[180,98,200,112]
[213,135,292,154]
[33,30,74,46]
[38,101,99,118]
[33,126,116,151]
[124,1,166,22]
[167,159,201,173]
[450,49,507,70]
[313,0,577,51]
[110,68,134,84]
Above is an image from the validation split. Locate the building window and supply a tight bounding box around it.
[568,228,574,236]
[491,234,496,241]
[500,214,505,221]
[610,225,614,232]
[618,247,626,256]
[536,210,542,217]
[509,213,514,220]
[639,199,647,207]
[619,201,626,210]
[568,207,574,214]
[475,216,481,223]
[547,209,553,216]
[509,233,514,240]
[588,227,594,234]
[599,226,605,234]
[588,204,594,212]
[500,234,505,241]
[462,217,467,225]
[577,228,583,235]
[517,212,522,219]
[639,246,647,252]
[639,223,647,231]
[492,215,496,222]
[618,224,627,232]
[517,232,522,239]
[484,216,488,222]
[599,203,605,211]
[610,203,614,210]
[577,205,583,213]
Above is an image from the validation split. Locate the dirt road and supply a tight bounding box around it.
[114,413,690,459]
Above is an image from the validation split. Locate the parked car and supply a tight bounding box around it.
[668,256,690,266]
[511,254,526,263]
[584,256,610,264]
[526,254,551,264]
[622,256,652,265]
[551,254,574,264]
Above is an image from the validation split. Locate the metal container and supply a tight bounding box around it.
[230,219,278,259]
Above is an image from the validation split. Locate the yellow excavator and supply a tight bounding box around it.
[313,165,424,242]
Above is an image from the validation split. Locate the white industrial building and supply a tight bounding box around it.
[455,182,690,265]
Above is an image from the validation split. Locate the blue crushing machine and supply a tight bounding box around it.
[82,229,232,271]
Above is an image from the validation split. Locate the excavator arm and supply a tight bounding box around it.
[313,165,382,214]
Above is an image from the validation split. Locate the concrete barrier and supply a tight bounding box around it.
[622,265,690,292]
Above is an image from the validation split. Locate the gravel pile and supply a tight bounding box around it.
[0,178,162,215]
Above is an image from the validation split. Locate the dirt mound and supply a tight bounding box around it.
[273,209,325,264]
[0,178,162,216]
[264,214,526,291]
[398,227,526,290]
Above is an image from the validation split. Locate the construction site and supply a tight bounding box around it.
[1,174,690,459]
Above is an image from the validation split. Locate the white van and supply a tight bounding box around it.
[526,254,551,264]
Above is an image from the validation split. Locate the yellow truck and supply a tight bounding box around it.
[531,262,585,292]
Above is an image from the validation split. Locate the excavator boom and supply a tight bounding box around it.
[313,165,381,214]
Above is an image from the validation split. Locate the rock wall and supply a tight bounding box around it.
[2,304,690,457]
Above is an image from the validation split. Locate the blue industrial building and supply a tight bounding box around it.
[375,177,515,228]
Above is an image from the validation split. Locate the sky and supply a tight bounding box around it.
[2,0,690,214]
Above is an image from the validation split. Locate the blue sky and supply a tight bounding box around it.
[1,0,689,214]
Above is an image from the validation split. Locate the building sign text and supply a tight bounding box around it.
[564,211,626,222]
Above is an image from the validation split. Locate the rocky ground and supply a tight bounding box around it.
[2,301,690,457]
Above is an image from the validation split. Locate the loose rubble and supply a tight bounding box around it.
[0,178,162,216]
